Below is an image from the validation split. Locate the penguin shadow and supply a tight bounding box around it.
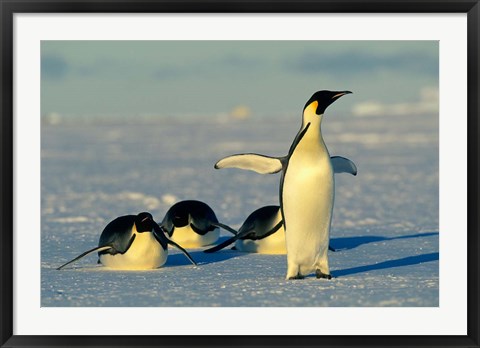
[330,231,438,251]
[330,231,439,278]
[332,252,439,278]
[166,236,247,267]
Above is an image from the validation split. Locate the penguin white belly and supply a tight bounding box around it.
[100,231,167,270]
[283,144,334,278]
[170,226,220,248]
[235,228,286,254]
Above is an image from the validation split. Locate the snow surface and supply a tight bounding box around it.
[41,112,438,307]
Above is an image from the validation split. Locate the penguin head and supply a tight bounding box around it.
[172,212,189,228]
[304,90,352,115]
[134,212,155,233]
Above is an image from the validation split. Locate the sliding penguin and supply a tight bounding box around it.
[205,156,356,254]
[160,200,237,248]
[215,90,353,279]
[57,212,196,270]
[205,205,284,254]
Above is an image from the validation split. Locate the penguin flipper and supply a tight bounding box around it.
[203,233,242,253]
[168,239,198,266]
[56,245,112,270]
[189,223,209,236]
[153,225,197,265]
[248,220,283,240]
[210,222,238,235]
[214,154,284,174]
[158,222,174,238]
[331,156,357,176]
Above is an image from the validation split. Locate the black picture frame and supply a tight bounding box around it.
[1,1,479,347]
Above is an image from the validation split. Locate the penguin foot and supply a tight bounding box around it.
[315,270,332,280]
[287,274,305,280]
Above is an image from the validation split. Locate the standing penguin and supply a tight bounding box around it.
[57,212,196,270]
[215,90,353,279]
[204,156,356,254]
[160,200,237,248]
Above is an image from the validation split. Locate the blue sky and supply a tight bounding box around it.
[41,41,438,119]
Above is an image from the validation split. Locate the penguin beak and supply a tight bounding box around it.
[332,91,352,99]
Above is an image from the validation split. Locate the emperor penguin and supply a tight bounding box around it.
[57,212,196,270]
[205,157,356,254]
[160,200,237,248]
[204,205,285,254]
[214,90,353,279]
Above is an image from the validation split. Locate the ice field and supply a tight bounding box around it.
[41,111,439,307]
